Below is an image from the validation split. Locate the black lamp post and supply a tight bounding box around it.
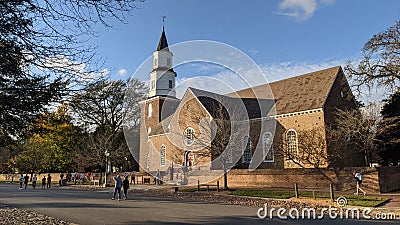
[104,151,110,187]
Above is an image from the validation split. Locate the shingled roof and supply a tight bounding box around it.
[148,66,342,136]
[189,88,274,120]
[230,66,342,115]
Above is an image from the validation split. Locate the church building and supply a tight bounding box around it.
[138,27,361,184]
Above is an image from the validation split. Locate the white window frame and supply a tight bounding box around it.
[262,132,274,162]
[183,127,195,146]
[148,103,152,117]
[286,129,298,161]
[160,145,166,167]
[242,136,252,163]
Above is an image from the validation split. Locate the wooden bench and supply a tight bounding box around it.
[197,180,220,192]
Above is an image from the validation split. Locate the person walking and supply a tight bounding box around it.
[19,174,24,189]
[130,171,136,185]
[155,170,161,185]
[32,174,37,189]
[111,174,122,201]
[23,174,29,189]
[122,176,130,200]
[47,173,52,189]
[354,172,366,196]
[41,176,46,189]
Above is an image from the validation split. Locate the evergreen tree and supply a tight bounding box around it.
[375,90,400,165]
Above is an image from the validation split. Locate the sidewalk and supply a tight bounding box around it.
[59,183,400,209]
[377,192,400,208]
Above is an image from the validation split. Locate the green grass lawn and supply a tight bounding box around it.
[337,195,389,207]
[228,190,389,207]
[299,191,389,207]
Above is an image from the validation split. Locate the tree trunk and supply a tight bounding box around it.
[99,168,103,186]
[223,165,228,190]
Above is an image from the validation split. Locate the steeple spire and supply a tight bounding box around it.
[157,26,169,51]
[149,22,176,98]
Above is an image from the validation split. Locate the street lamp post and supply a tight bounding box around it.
[124,157,128,172]
[104,151,110,187]
[11,161,16,183]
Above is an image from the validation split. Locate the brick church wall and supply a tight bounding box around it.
[213,167,388,193]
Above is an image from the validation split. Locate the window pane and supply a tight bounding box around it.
[160,145,166,166]
[286,130,298,161]
[263,132,274,162]
[242,136,252,163]
[184,128,194,146]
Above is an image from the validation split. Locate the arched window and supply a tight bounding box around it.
[148,103,153,117]
[242,136,252,163]
[183,127,195,146]
[286,129,298,161]
[262,132,274,162]
[160,145,166,167]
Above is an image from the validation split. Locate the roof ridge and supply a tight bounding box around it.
[247,66,341,91]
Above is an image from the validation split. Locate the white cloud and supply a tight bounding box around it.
[41,55,109,84]
[118,68,127,76]
[276,0,335,21]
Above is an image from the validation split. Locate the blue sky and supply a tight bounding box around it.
[90,0,399,101]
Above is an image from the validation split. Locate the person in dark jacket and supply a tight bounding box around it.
[41,176,46,189]
[122,176,130,200]
[112,175,122,201]
[23,174,29,189]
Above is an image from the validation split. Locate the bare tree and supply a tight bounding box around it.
[70,78,146,177]
[345,20,400,94]
[331,108,379,166]
[1,0,144,138]
[297,128,328,168]
[182,95,251,189]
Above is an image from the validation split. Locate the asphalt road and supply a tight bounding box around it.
[0,183,397,225]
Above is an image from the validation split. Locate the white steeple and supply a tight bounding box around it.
[149,26,176,98]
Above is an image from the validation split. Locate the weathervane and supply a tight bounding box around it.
[162,16,166,25]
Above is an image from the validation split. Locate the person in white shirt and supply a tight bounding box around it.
[32,174,37,189]
[354,172,366,196]
[19,174,23,189]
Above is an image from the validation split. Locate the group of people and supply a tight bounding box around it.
[18,174,52,189]
[111,171,136,201]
